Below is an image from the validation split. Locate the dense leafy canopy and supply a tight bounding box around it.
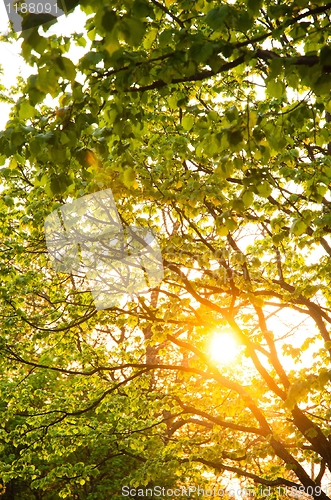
[1,0,331,498]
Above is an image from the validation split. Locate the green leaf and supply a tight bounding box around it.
[319,45,331,66]
[54,57,76,82]
[256,182,272,198]
[48,173,72,195]
[11,132,25,146]
[236,11,253,31]
[225,217,238,231]
[313,74,331,96]
[232,199,245,212]
[242,191,254,207]
[266,80,285,98]
[205,6,229,30]
[189,42,214,64]
[290,219,307,236]
[80,51,103,70]
[159,30,173,48]
[182,115,194,131]
[132,0,153,18]
[119,18,146,47]
[225,106,238,124]
[227,130,243,147]
[247,0,262,15]
[19,101,37,120]
[36,67,58,96]
[101,9,117,32]
[21,29,48,56]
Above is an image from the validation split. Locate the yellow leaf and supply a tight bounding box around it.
[122,167,136,188]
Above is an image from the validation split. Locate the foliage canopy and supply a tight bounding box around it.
[1,0,331,498]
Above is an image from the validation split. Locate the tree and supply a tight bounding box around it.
[1,0,331,498]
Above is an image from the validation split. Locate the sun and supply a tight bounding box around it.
[209,330,238,365]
